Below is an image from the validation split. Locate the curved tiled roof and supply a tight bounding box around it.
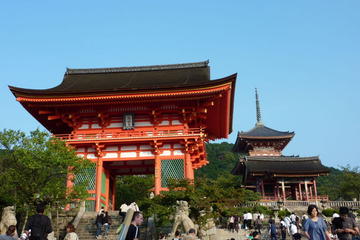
[239,124,294,138]
[232,156,329,176]
[9,61,212,96]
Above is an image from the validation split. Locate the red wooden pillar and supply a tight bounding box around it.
[304,181,309,201]
[261,179,265,197]
[105,170,110,210]
[185,153,194,181]
[112,177,116,210]
[309,185,313,200]
[95,158,103,211]
[65,167,74,211]
[313,179,318,201]
[154,153,161,195]
[299,183,303,201]
[281,180,286,202]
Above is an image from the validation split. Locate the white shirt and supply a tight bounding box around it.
[290,223,298,235]
[284,217,291,227]
[120,203,129,212]
[290,214,297,222]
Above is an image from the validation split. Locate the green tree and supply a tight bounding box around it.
[317,167,343,200]
[115,175,154,208]
[338,166,360,200]
[196,142,239,179]
[0,129,91,213]
[141,173,259,227]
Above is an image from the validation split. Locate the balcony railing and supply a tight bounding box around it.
[259,195,329,202]
[243,200,360,208]
[54,128,203,142]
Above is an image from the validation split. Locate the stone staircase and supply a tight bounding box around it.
[75,211,149,240]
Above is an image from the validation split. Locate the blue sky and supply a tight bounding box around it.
[1,1,359,168]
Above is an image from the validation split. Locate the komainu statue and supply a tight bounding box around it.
[170,200,196,236]
[0,206,17,235]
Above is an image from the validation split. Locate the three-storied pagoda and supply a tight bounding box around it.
[9,61,236,211]
[231,89,329,201]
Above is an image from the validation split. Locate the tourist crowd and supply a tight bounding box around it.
[1,204,359,240]
[224,205,359,240]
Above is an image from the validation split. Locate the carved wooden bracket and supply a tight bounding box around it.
[94,143,105,158]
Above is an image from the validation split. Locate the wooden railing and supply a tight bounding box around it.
[54,128,203,142]
[243,200,360,208]
[259,195,328,202]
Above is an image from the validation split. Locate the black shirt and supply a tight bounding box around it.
[25,214,52,240]
[125,224,139,240]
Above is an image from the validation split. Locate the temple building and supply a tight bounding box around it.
[231,89,329,201]
[9,61,236,211]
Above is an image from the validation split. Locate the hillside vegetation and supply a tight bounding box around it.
[198,142,359,201]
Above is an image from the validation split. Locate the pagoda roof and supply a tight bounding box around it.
[9,61,214,97]
[233,125,294,153]
[231,156,329,178]
[238,124,294,139]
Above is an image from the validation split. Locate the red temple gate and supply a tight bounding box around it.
[9,61,236,211]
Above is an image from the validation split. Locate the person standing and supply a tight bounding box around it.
[25,204,53,240]
[280,218,287,240]
[125,212,144,240]
[289,222,298,240]
[269,219,278,240]
[64,223,79,240]
[0,225,17,240]
[255,215,262,233]
[120,203,129,223]
[332,207,359,240]
[303,205,331,240]
[228,216,235,232]
[247,212,253,229]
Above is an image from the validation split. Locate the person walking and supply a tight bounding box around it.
[125,211,144,240]
[103,212,112,237]
[303,205,331,240]
[0,225,17,240]
[332,207,359,240]
[95,210,105,239]
[64,223,79,240]
[25,204,53,240]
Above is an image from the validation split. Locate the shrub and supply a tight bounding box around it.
[278,209,291,218]
[321,208,338,217]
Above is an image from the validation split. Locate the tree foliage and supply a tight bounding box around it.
[338,166,360,200]
[196,142,239,179]
[0,129,91,212]
[140,173,260,227]
[115,175,154,208]
[317,167,343,200]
